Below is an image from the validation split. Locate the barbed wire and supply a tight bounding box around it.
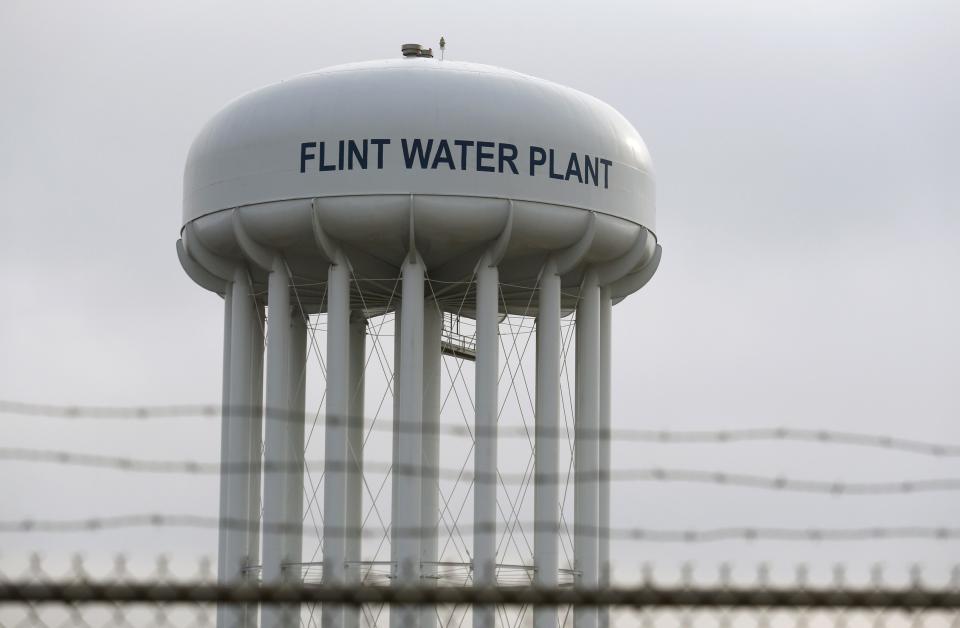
[3,400,958,457]
[1,515,957,542]
[1,580,958,609]
[0,400,222,420]
[2,447,958,495]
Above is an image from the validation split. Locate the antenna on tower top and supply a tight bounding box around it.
[439,36,446,60]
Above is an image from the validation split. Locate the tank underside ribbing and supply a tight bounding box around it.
[181,194,658,314]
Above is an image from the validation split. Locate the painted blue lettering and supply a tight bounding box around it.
[584,156,599,187]
[370,139,390,169]
[300,142,316,173]
[565,153,583,183]
[347,139,367,170]
[454,140,474,170]
[476,141,495,172]
[529,146,546,176]
[498,143,519,174]
[548,149,564,180]
[599,158,613,189]
[317,141,336,171]
[402,138,434,169]
[431,139,455,170]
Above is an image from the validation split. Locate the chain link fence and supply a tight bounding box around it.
[2,556,959,628]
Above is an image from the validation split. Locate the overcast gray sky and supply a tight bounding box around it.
[1,0,958,583]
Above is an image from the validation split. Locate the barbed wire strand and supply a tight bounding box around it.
[2,400,957,457]
[1,448,958,495]
[1,515,957,542]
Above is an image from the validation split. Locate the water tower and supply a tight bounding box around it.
[177,44,660,628]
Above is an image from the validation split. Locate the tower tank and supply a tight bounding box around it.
[178,47,660,628]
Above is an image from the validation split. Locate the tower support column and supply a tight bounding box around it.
[288,310,307,569]
[261,259,300,628]
[323,254,351,628]
[391,252,425,628]
[474,254,499,628]
[598,287,612,628]
[219,268,264,628]
[344,314,366,628]
[390,309,402,576]
[575,270,600,628]
[534,262,561,628]
[217,282,233,579]
[420,303,442,628]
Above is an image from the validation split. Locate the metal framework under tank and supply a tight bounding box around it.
[177,193,661,628]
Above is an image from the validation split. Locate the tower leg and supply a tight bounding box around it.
[344,314,366,628]
[271,305,306,625]
[420,303,442,628]
[261,261,296,628]
[474,256,499,628]
[575,271,600,628]
[218,269,264,628]
[219,288,234,494]
[279,305,307,626]
[391,253,425,628]
[217,286,233,550]
[598,289,612,628]
[534,264,561,628]
[216,284,233,628]
[391,309,401,581]
[323,256,351,628]
[289,309,307,570]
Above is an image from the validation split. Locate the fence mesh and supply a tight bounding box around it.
[1,556,959,628]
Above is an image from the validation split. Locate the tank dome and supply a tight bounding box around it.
[183,58,654,231]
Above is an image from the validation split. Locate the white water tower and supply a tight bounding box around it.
[178,44,660,628]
